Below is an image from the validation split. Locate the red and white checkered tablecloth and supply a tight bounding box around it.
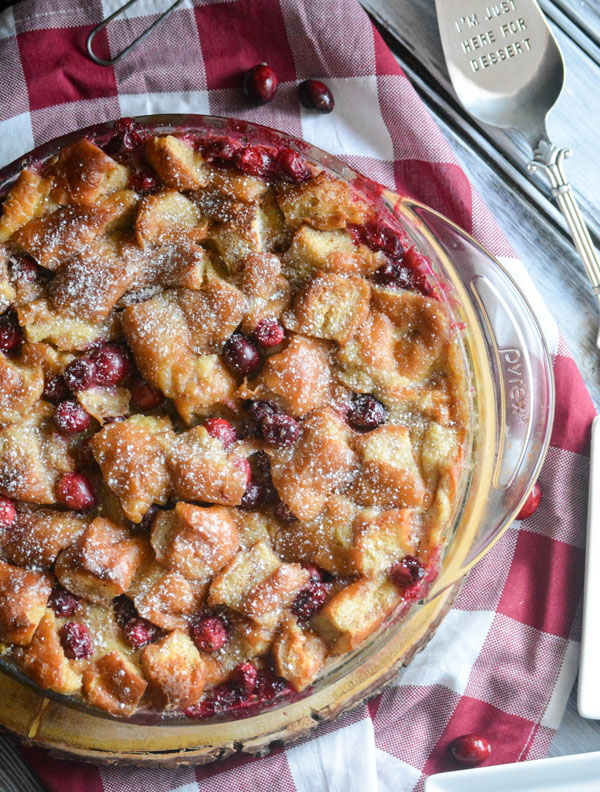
[0,1,596,790]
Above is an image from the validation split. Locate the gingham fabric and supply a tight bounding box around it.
[0,1,596,790]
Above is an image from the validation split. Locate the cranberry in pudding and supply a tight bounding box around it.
[43,375,70,404]
[205,417,237,449]
[91,344,131,386]
[64,357,97,392]
[54,400,91,435]
[347,393,386,431]
[49,586,80,617]
[242,63,279,104]
[223,333,261,376]
[129,377,163,410]
[253,317,285,348]
[230,661,258,698]
[0,312,22,353]
[123,617,161,649]
[60,621,93,660]
[389,555,425,591]
[261,413,300,447]
[56,473,96,510]
[192,615,228,653]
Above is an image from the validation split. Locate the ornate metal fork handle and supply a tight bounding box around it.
[528,141,600,348]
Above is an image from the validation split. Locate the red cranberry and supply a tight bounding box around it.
[247,399,279,423]
[123,617,161,649]
[261,413,300,447]
[192,615,228,653]
[240,474,268,510]
[115,117,144,151]
[0,312,22,353]
[347,393,386,431]
[137,505,159,533]
[113,595,138,627]
[275,149,312,183]
[389,555,425,591]
[292,581,331,620]
[516,481,541,520]
[130,168,161,194]
[449,734,492,765]
[373,260,414,290]
[205,417,237,449]
[253,317,284,348]
[274,500,298,523]
[211,683,241,711]
[0,496,16,527]
[235,457,252,486]
[205,137,242,165]
[11,253,40,282]
[59,621,93,660]
[54,400,91,435]
[242,63,279,104]
[235,146,273,178]
[64,357,97,392]
[302,564,324,582]
[91,344,131,386]
[230,662,258,698]
[56,473,96,510]
[254,669,292,701]
[43,375,70,404]
[223,334,261,377]
[49,586,80,617]
[129,377,163,410]
[298,79,335,113]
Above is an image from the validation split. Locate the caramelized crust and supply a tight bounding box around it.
[141,630,206,709]
[351,508,416,577]
[0,169,53,243]
[135,190,207,247]
[132,565,207,631]
[146,135,208,191]
[273,614,327,691]
[50,140,129,206]
[260,335,331,416]
[21,609,82,693]
[83,651,147,717]
[1,505,87,569]
[0,561,50,644]
[277,172,373,230]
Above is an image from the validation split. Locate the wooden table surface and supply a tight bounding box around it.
[363,0,600,763]
[0,1,599,789]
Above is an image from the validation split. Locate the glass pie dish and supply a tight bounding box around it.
[0,115,554,763]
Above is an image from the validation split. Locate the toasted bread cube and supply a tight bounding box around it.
[178,277,247,353]
[12,205,120,271]
[283,226,380,283]
[243,563,310,619]
[208,540,281,613]
[76,385,130,425]
[21,610,81,693]
[353,425,426,509]
[420,422,460,495]
[132,564,207,631]
[151,502,240,581]
[272,614,327,691]
[141,630,206,709]
[124,240,209,290]
[172,354,238,423]
[168,426,247,506]
[210,204,268,274]
[277,172,372,231]
[236,612,281,656]
[50,139,129,206]
[311,576,403,654]
[135,190,206,247]
[49,242,139,323]
[0,169,53,243]
[0,345,45,425]
[240,252,283,299]
[0,410,75,504]
[0,561,50,644]
[285,272,370,344]
[18,298,113,351]
[91,416,173,522]
[261,335,331,417]
[260,188,291,251]
[82,651,147,717]
[1,505,87,569]
[97,188,140,233]
[210,167,268,203]
[146,135,209,190]
[269,408,357,522]
[0,250,16,311]
[55,518,151,604]
[351,508,416,578]
[275,495,358,576]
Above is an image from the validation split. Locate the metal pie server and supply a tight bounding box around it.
[435,0,600,348]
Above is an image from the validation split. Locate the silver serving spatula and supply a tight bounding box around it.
[436,0,600,347]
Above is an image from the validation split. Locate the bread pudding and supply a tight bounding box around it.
[0,120,469,719]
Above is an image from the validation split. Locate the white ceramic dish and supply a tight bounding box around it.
[578,414,600,719]
[425,750,600,791]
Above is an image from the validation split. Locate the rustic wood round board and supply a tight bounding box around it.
[0,581,460,766]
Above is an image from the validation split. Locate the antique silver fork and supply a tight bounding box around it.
[436,0,600,348]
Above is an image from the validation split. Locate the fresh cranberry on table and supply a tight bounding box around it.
[91,343,131,387]
[240,474,268,510]
[298,79,335,113]
[253,317,285,348]
[389,555,425,591]
[230,662,258,698]
[260,413,300,447]
[516,481,541,520]
[43,375,70,404]
[449,733,492,765]
[372,260,414,290]
[0,496,16,528]
[242,63,279,104]
[56,473,96,510]
[275,149,312,183]
[123,617,161,649]
[49,586,80,617]
[113,595,138,627]
[205,417,237,449]
[347,393,386,431]
[192,615,229,653]
[223,333,261,377]
[64,357,98,392]
[292,580,332,621]
[129,377,163,411]
[235,146,273,178]
[274,499,297,523]
[54,400,91,435]
[0,312,22,353]
[59,621,93,660]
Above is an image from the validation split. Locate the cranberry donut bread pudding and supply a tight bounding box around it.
[0,122,469,718]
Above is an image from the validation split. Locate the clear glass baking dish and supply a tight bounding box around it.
[0,116,554,758]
